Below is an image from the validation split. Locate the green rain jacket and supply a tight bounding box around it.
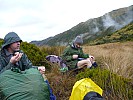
[0,32,32,74]
[61,43,89,70]
[0,32,50,100]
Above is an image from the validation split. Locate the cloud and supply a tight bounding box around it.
[103,13,121,28]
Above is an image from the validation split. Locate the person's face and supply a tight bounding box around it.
[75,43,81,48]
[9,41,21,52]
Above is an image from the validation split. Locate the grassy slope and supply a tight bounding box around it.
[46,41,133,100]
[83,41,133,79]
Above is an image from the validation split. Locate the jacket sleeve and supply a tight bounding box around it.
[0,52,20,74]
[0,61,14,74]
[79,48,89,59]
[21,53,33,69]
[61,47,73,61]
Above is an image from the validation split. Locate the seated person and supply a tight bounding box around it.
[0,32,56,100]
[61,35,97,70]
[0,32,45,74]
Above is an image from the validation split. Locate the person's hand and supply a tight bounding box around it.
[38,66,45,74]
[89,55,95,63]
[89,55,94,59]
[73,55,78,59]
[10,52,23,64]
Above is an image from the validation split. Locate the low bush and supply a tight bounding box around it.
[21,42,47,66]
[76,68,133,100]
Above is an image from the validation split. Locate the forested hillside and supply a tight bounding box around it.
[30,5,133,46]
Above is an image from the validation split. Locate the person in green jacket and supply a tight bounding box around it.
[0,32,56,100]
[61,35,97,70]
[0,32,45,74]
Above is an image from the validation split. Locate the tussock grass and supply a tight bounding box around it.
[40,46,65,56]
[84,42,133,79]
[46,65,77,100]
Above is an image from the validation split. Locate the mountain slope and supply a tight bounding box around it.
[30,5,133,46]
[90,23,133,45]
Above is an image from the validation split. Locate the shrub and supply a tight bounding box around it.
[0,39,4,48]
[76,68,133,100]
[40,46,65,56]
[21,42,47,66]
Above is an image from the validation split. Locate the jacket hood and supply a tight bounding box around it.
[1,32,22,49]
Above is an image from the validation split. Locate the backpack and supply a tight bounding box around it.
[46,55,68,72]
[0,68,50,100]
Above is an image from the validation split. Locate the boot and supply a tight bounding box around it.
[92,62,98,68]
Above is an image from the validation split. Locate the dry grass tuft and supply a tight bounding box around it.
[46,65,77,100]
[84,42,133,80]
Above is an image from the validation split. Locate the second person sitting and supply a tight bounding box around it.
[61,35,98,70]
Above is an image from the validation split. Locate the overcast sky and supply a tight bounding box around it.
[0,0,132,42]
